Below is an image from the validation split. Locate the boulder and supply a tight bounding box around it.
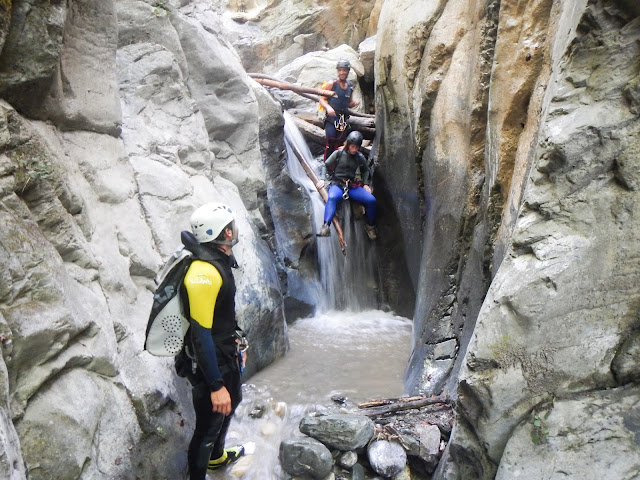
[300,414,375,451]
[495,386,640,479]
[170,4,266,212]
[367,440,407,478]
[15,369,141,480]
[213,0,379,73]
[279,437,333,479]
[417,423,441,467]
[271,45,365,113]
[358,35,376,84]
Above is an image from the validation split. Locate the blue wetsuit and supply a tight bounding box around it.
[322,149,376,226]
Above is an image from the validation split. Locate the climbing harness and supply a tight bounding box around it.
[342,180,350,199]
[334,113,348,132]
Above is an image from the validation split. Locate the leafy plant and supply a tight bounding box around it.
[530,412,550,445]
[153,2,170,17]
[11,149,52,192]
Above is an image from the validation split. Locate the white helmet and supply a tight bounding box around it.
[190,203,238,245]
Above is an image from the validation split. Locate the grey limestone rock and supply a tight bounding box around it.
[279,437,333,479]
[300,414,375,451]
[367,440,407,478]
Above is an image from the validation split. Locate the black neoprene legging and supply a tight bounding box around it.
[187,365,242,480]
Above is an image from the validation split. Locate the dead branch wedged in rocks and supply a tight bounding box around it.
[357,394,451,417]
[249,75,337,98]
[248,73,375,119]
[289,111,376,142]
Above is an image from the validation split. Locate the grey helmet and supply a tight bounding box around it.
[345,131,363,148]
[336,59,351,69]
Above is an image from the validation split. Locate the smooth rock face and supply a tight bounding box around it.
[374,0,640,478]
[0,0,68,114]
[40,0,121,136]
[279,437,333,479]
[495,386,640,479]
[0,1,288,478]
[299,414,375,451]
[367,440,407,478]
[255,84,319,320]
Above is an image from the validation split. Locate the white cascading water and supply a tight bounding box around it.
[282,111,379,311]
[211,114,411,480]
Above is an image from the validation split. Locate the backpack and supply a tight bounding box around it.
[144,246,194,356]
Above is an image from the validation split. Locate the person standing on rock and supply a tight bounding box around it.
[319,59,361,160]
[316,131,377,240]
[179,203,248,479]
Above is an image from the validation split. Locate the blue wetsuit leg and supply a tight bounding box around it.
[324,185,344,224]
[348,186,377,225]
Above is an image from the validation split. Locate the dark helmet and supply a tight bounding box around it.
[336,59,351,69]
[345,131,363,148]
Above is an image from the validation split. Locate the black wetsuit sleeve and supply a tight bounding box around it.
[323,150,340,178]
[190,322,224,391]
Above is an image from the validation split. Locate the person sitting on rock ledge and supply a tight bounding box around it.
[316,131,377,240]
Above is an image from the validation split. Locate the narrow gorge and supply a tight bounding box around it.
[0,0,638,479]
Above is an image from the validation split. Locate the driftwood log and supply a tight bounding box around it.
[357,394,450,417]
[249,74,337,98]
[248,73,376,120]
[290,110,376,141]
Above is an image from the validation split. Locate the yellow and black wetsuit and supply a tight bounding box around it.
[183,246,242,480]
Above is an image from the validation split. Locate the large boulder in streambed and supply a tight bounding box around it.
[299,413,375,450]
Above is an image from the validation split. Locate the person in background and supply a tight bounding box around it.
[318,59,361,160]
[316,131,377,240]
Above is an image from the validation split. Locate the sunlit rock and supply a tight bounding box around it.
[367,440,407,478]
[337,450,358,468]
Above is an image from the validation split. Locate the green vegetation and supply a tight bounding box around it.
[153,2,170,17]
[10,148,53,193]
[530,410,551,445]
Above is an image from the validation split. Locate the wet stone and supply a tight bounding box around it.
[417,423,441,467]
[300,414,375,450]
[367,440,407,477]
[279,437,333,479]
[337,450,358,469]
[351,463,365,480]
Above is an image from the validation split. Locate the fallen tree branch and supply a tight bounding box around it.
[250,76,336,98]
[289,111,376,141]
[249,73,375,119]
[358,394,450,417]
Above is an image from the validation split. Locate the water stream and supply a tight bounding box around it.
[210,115,412,479]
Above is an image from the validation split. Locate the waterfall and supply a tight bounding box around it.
[218,115,410,480]
[283,112,380,312]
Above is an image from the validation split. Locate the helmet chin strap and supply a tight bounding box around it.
[212,223,239,246]
[214,238,238,247]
